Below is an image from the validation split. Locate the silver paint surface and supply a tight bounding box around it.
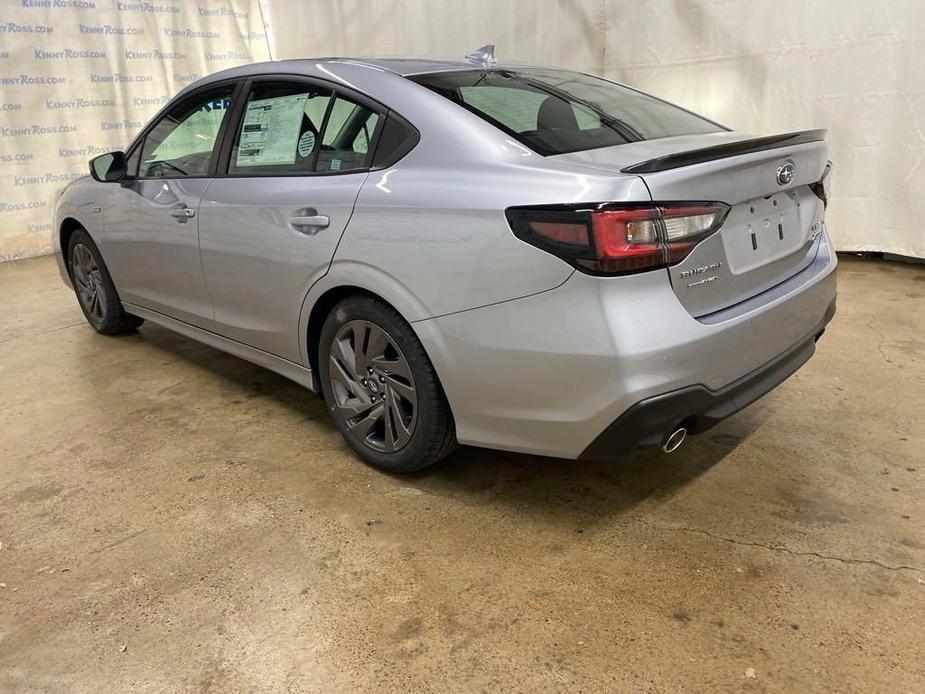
[52,57,837,459]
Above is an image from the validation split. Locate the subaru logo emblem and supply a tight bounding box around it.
[776,160,795,186]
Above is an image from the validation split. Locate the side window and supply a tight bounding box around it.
[139,87,234,178]
[370,112,420,168]
[229,82,333,176]
[351,112,378,154]
[316,95,380,173]
[227,83,382,176]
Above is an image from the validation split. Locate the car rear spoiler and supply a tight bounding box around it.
[621,129,827,174]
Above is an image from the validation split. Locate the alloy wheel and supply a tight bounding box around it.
[71,243,106,323]
[328,319,417,453]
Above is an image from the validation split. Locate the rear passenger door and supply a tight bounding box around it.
[198,77,383,362]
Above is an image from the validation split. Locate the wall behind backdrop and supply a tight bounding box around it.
[1,0,922,260]
[263,0,925,260]
[0,0,269,262]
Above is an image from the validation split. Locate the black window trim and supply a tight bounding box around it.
[125,78,245,181]
[123,71,420,181]
[214,73,390,179]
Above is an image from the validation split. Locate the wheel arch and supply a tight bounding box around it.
[59,217,85,261]
[305,285,378,391]
[299,262,434,392]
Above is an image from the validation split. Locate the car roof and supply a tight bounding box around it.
[194,57,484,83]
[336,57,485,75]
[179,56,553,95]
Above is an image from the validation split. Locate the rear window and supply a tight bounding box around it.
[410,68,723,156]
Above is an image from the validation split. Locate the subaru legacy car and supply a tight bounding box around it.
[53,48,836,472]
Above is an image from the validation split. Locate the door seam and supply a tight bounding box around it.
[195,178,218,321]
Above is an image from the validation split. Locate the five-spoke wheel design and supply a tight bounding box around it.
[328,319,417,453]
[71,242,107,324]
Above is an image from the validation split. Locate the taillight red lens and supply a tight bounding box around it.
[527,220,589,246]
[589,208,664,273]
[507,202,729,276]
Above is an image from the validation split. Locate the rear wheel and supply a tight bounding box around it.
[319,295,457,472]
[67,228,143,335]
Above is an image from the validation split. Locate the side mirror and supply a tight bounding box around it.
[89,151,128,182]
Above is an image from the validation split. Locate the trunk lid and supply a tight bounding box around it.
[553,130,830,317]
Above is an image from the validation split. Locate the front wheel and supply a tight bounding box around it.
[319,295,457,472]
[67,228,143,335]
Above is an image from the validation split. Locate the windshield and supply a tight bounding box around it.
[410,68,724,156]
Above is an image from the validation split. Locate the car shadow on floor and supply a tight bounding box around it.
[131,324,331,420]
[408,420,758,523]
[133,323,760,521]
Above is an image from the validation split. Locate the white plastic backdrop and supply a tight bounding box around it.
[1,1,922,260]
[0,0,270,261]
[263,0,925,259]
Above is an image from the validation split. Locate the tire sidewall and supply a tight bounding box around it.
[67,229,123,333]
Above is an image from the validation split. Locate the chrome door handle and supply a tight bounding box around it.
[170,207,195,219]
[290,214,329,229]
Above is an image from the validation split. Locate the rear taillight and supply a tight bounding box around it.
[506,202,729,275]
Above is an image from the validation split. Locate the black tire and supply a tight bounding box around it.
[319,295,457,472]
[66,228,144,335]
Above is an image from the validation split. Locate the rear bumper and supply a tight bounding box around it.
[414,231,838,460]
[579,299,835,460]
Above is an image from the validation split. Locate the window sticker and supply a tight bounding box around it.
[236,93,309,166]
[330,159,341,171]
[297,131,315,158]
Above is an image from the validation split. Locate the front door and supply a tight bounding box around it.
[103,85,236,327]
[199,80,382,362]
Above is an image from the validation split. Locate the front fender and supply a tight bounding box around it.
[53,176,104,288]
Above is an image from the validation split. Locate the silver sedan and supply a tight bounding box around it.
[53,49,836,471]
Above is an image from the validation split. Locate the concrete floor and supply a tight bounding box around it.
[0,254,922,693]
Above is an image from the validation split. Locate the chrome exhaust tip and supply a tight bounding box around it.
[662,427,687,453]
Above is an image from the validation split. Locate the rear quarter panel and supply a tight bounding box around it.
[334,152,651,320]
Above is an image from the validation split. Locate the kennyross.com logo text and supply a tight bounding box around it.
[116,0,179,12]
[198,5,247,18]
[133,95,170,107]
[80,23,144,35]
[0,199,48,214]
[1,124,76,137]
[163,27,219,39]
[14,172,83,186]
[21,0,96,8]
[0,22,53,34]
[34,48,106,59]
[206,50,250,62]
[0,152,35,163]
[124,49,186,60]
[90,73,153,83]
[46,97,116,110]
[0,74,65,86]
[58,144,109,158]
[101,119,142,130]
